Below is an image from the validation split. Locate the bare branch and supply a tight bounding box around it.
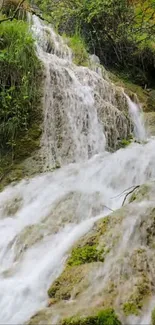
[122,185,140,206]
[111,185,138,200]
[0,0,52,24]
[0,0,26,23]
[103,205,114,212]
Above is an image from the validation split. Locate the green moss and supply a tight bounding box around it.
[129,184,150,203]
[123,276,150,316]
[48,264,88,300]
[129,193,137,203]
[67,244,104,267]
[117,139,132,149]
[62,309,121,325]
[0,123,42,191]
[151,307,155,325]
[96,217,110,237]
[123,302,139,316]
[27,310,49,325]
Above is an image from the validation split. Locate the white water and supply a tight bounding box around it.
[126,95,146,141]
[0,15,154,325]
[31,16,133,169]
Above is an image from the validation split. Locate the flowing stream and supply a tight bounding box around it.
[0,16,154,324]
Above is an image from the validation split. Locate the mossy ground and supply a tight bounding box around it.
[129,184,150,203]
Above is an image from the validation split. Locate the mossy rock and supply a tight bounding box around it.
[0,123,42,191]
[123,275,150,316]
[129,184,150,203]
[116,138,132,149]
[146,90,155,112]
[27,310,49,325]
[48,264,91,300]
[152,307,155,325]
[62,309,121,325]
[123,302,139,316]
[144,112,155,136]
[67,244,104,267]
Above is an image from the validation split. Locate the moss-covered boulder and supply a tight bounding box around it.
[62,309,121,325]
[48,264,94,301]
[27,182,155,325]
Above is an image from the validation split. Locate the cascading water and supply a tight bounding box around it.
[31,16,133,170]
[0,15,154,325]
[126,95,146,141]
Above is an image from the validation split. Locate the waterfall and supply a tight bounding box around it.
[31,16,133,170]
[0,16,154,325]
[126,95,146,141]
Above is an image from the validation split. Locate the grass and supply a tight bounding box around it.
[63,33,89,66]
[62,309,121,325]
[0,19,43,185]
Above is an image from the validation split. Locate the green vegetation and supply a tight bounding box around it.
[123,302,139,316]
[0,19,42,152]
[64,34,89,66]
[129,193,137,203]
[151,307,155,325]
[34,0,155,88]
[67,244,104,267]
[62,309,121,325]
[123,276,150,316]
[1,0,30,19]
[117,139,132,149]
[0,18,42,185]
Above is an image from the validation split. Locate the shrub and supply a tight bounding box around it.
[0,19,42,155]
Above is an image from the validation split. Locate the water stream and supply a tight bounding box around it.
[0,16,154,324]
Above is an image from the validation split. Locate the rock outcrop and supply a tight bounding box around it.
[27,182,155,325]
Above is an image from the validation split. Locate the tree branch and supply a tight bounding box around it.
[0,0,26,23]
[122,185,140,206]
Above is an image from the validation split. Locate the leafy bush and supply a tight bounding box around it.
[34,0,155,87]
[0,19,42,154]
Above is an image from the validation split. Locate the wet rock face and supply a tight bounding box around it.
[40,61,132,169]
[27,182,155,325]
[146,90,155,112]
[144,112,155,136]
